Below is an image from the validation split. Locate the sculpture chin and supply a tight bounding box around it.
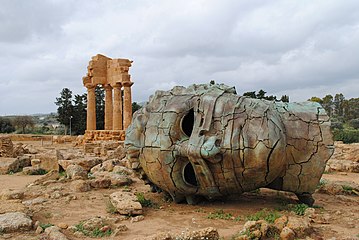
[125,83,334,206]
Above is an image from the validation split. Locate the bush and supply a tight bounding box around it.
[333,129,359,143]
[349,119,359,129]
[136,192,157,208]
[0,117,15,133]
[246,209,281,223]
[207,209,233,220]
[331,121,343,130]
[290,204,309,216]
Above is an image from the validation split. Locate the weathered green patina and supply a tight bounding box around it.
[125,83,334,205]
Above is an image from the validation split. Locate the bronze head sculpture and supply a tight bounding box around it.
[125,83,334,205]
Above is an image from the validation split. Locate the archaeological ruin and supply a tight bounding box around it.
[82,54,134,142]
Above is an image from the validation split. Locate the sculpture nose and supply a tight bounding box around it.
[200,136,221,159]
[175,136,221,162]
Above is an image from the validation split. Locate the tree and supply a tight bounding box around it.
[256,89,267,99]
[308,97,323,103]
[95,86,105,130]
[321,95,333,117]
[55,88,73,134]
[132,102,142,114]
[12,116,35,133]
[349,118,359,129]
[344,98,359,121]
[334,93,345,117]
[72,93,87,135]
[243,90,285,102]
[280,95,289,103]
[243,91,256,98]
[0,117,15,133]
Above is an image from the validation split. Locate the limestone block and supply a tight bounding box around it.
[89,178,111,189]
[280,227,295,240]
[71,180,91,192]
[110,191,142,215]
[44,226,69,240]
[33,170,59,185]
[0,157,20,174]
[0,212,33,233]
[0,136,14,157]
[34,150,61,172]
[59,157,101,171]
[84,143,100,153]
[90,159,116,172]
[93,171,132,187]
[66,164,88,179]
[17,155,32,168]
[286,216,313,238]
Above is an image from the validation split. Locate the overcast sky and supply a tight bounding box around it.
[0,0,358,115]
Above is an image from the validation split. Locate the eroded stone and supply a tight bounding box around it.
[125,83,334,205]
[110,191,142,215]
[0,212,32,233]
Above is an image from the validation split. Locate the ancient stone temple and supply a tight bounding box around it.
[83,54,134,142]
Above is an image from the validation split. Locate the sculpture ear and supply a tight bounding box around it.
[181,108,195,137]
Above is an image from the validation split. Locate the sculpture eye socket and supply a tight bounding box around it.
[181,108,194,137]
[183,161,198,187]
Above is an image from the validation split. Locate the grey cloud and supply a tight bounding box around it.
[0,0,359,115]
[0,0,74,43]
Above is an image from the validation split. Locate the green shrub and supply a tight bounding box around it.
[30,168,47,175]
[331,121,343,130]
[136,192,157,208]
[207,209,233,220]
[105,199,118,214]
[39,223,54,230]
[349,119,359,129]
[246,209,281,223]
[75,222,112,237]
[290,203,309,216]
[333,129,359,143]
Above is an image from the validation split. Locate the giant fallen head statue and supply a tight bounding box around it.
[125,83,334,205]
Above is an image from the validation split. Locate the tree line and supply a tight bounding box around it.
[55,87,142,135]
[308,93,359,143]
[0,116,35,134]
[243,89,290,102]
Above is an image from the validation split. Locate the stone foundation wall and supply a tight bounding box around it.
[2,134,53,142]
[83,130,125,142]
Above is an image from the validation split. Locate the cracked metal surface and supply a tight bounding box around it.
[125,84,334,205]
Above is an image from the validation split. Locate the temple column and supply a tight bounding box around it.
[112,83,123,130]
[123,82,134,130]
[86,84,96,130]
[104,84,113,130]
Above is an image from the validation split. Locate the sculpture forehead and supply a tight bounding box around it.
[143,84,238,116]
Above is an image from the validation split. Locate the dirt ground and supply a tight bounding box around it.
[1,140,358,240]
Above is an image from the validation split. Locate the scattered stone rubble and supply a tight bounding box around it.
[0,134,358,239]
[137,227,220,240]
[233,215,313,240]
[326,142,359,173]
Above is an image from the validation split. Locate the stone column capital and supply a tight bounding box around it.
[111,83,122,89]
[103,84,113,90]
[122,81,134,87]
[85,83,96,90]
